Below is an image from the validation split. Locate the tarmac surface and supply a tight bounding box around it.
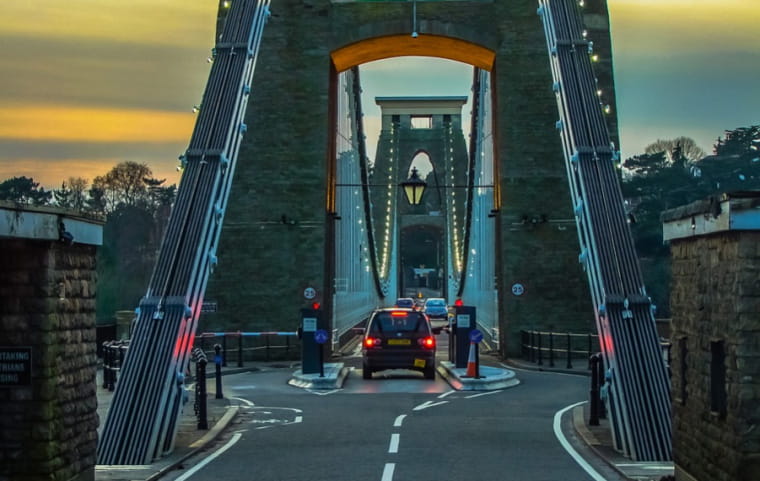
[94,351,674,481]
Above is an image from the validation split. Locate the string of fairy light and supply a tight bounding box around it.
[446,121,463,279]
[377,121,398,284]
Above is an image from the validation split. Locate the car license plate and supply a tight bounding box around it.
[414,358,426,368]
[387,339,411,345]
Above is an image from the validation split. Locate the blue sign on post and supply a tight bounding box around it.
[314,329,329,345]
[469,329,483,344]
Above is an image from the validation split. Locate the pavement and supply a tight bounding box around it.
[94,349,673,481]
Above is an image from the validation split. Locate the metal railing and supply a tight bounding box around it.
[520,329,600,369]
[194,331,300,366]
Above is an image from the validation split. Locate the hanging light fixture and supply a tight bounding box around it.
[400,167,427,205]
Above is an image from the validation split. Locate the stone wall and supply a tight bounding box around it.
[669,231,760,480]
[0,238,98,481]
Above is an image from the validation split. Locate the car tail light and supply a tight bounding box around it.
[364,337,382,348]
[390,311,407,317]
[419,336,435,349]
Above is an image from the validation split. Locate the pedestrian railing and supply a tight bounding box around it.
[194,331,300,366]
[520,330,600,369]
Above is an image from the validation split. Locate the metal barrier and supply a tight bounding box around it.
[520,330,599,369]
[195,332,300,366]
[101,340,129,391]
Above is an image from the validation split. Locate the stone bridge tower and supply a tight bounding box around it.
[370,96,468,300]
[204,0,618,356]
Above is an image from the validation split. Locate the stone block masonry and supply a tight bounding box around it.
[0,239,99,481]
[665,193,760,481]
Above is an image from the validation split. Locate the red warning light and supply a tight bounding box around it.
[454,298,463,307]
[312,302,321,310]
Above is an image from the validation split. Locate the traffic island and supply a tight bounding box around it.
[437,362,520,391]
[288,362,350,390]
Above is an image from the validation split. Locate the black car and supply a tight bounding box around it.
[362,308,436,380]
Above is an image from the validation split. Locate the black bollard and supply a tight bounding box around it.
[214,343,223,399]
[589,354,600,426]
[195,350,208,429]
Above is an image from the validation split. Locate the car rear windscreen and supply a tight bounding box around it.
[371,313,426,333]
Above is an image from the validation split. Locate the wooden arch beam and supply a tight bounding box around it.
[331,34,495,72]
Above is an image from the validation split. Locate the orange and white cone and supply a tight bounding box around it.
[465,341,477,378]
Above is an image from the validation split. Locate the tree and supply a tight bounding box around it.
[67,176,89,212]
[644,137,707,164]
[92,161,153,213]
[0,176,52,205]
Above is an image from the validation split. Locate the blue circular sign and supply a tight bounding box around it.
[314,329,329,345]
[469,329,483,343]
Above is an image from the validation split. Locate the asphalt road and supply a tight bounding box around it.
[160,346,626,481]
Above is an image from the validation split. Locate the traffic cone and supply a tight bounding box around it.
[465,341,477,378]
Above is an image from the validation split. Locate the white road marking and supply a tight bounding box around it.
[554,402,607,481]
[393,414,407,427]
[230,396,254,407]
[388,433,400,453]
[465,390,503,399]
[174,432,242,480]
[412,400,449,411]
[381,463,395,481]
[293,416,303,424]
[437,390,456,399]
[306,389,342,396]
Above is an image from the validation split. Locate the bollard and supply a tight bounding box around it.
[102,342,111,389]
[566,332,573,369]
[214,344,223,399]
[194,349,208,430]
[589,354,600,426]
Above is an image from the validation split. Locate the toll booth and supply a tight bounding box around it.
[451,305,476,368]
[300,307,327,374]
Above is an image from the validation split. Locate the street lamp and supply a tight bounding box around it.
[400,167,427,205]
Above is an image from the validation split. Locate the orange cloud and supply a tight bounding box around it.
[0,105,197,143]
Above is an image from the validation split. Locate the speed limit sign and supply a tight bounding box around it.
[303,287,317,300]
[511,283,525,296]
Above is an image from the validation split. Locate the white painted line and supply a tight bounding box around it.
[393,414,407,427]
[438,390,456,399]
[465,390,503,399]
[381,463,395,481]
[174,432,242,481]
[307,389,342,396]
[553,402,607,481]
[388,433,400,453]
[293,416,303,424]
[412,400,449,411]
[230,396,254,407]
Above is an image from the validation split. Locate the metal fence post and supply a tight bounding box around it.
[266,334,271,361]
[587,334,592,368]
[566,333,573,369]
[237,333,243,367]
[214,344,223,399]
[529,331,535,362]
[548,332,555,367]
[222,335,228,367]
[537,332,543,366]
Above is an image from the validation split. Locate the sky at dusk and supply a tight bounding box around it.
[0,0,758,190]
